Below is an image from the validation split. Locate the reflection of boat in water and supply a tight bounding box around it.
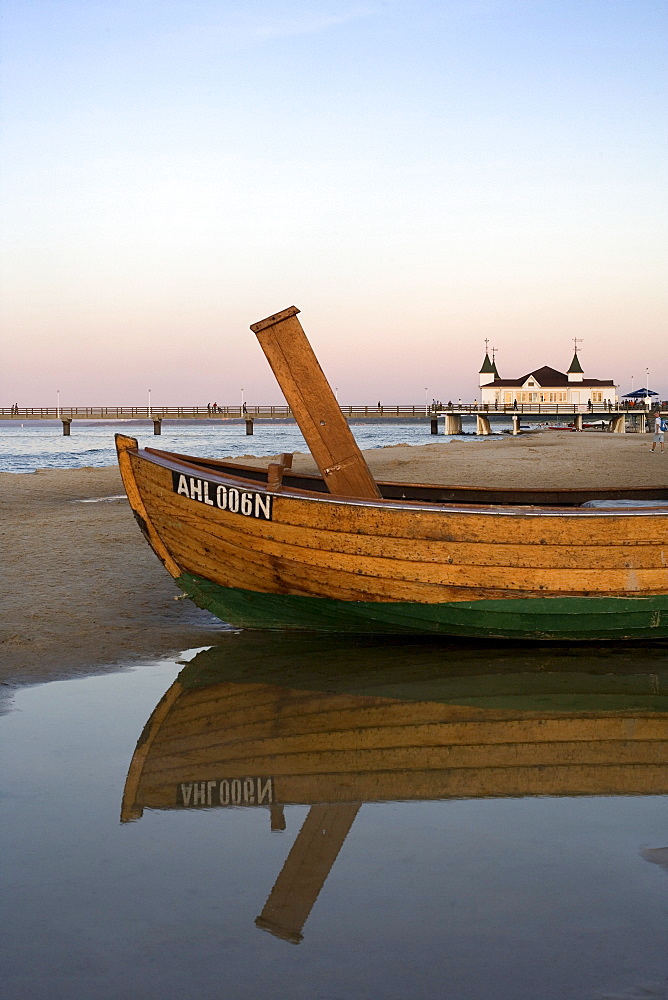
[122,636,668,941]
[122,636,668,820]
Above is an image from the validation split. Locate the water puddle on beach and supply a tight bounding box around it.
[3,633,667,1000]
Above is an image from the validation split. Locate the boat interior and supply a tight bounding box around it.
[147,446,668,507]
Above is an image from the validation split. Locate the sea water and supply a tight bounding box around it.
[2,642,667,1000]
[0,417,502,474]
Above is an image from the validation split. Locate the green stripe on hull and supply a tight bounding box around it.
[177,573,668,640]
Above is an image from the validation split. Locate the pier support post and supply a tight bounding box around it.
[430,417,438,435]
[476,414,491,436]
[574,413,583,432]
[445,413,462,435]
[512,414,520,435]
[61,418,72,436]
[610,414,626,434]
[245,417,254,435]
[152,418,162,435]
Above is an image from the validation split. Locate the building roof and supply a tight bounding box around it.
[490,365,615,388]
[567,352,584,374]
[479,353,496,374]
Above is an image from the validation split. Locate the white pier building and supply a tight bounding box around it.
[479,351,617,409]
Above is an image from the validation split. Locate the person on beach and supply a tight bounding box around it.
[651,414,665,453]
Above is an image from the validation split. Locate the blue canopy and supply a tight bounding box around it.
[622,388,658,398]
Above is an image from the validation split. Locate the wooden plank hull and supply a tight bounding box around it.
[115,436,668,639]
[121,638,668,821]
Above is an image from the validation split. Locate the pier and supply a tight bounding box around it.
[1,404,430,421]
[1,404,434,436]
[443,404,632,436]
[1,403,660,435]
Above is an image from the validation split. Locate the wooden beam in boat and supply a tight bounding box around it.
[251,307,381,499]
[267,452,294,491]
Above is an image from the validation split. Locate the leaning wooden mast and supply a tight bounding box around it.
[251,307,381,499]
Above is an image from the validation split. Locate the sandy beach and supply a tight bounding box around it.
[1,431,665,701]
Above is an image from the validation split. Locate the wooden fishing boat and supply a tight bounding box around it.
[115,307,668,639]
[121,636,668,942]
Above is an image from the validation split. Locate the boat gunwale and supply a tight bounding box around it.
[140,446,668,518]
[147,446,668,506]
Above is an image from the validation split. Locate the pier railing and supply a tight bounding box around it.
[3,404,437,420]
[0,401,660,420]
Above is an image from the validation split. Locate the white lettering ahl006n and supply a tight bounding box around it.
[173,473,272,520]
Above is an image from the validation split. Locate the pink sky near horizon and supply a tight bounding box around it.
[2,1,666,407]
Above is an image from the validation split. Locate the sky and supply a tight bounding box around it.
[1,0,666,406]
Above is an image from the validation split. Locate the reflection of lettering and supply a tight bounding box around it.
[172,472,272,520]
[178,777,274,808]
[192,781,207,805]
[257,779,273,804]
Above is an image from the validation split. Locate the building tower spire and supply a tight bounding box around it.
[568,338,584,382]
[479,343,496,387]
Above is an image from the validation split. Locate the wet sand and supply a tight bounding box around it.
[1,431,665,700]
